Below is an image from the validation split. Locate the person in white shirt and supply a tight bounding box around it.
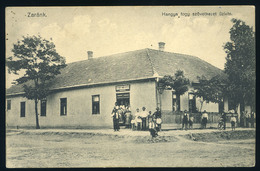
[140,107,149,130]
[201,110,208,129]
[149,117,158,138]
[135,108,142,130]
[230,114,237,131]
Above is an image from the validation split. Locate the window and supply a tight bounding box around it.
[92,95,100,114]
[218,101,224,113]
[40,99,47,116]
[60,98,67,116]
[7,100,11,110]
[188,93,196,113]
[20,102,25,117]
[172,92,180,111]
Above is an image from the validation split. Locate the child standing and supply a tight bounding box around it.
[149,119,158,138]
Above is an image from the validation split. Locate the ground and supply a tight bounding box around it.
[6,128,255,168]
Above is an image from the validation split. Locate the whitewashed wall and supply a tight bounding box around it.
[6,80,157,128]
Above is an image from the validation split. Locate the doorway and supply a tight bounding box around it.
[116,93,130,107]
[116,93,130,126]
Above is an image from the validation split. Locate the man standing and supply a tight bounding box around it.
[221,112,227,130]
[189,113,194,129]
[245,111,250,128]
[182,110,189,130]
[251,111,255,128]
[135,108,142,131]
[230,113,237,131]
[111,102,120,131]
[201,110,208,129]
[140,107,149,130]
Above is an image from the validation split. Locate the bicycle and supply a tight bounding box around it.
[218,118,225,130]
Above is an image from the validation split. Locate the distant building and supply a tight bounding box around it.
[6,43,228,128]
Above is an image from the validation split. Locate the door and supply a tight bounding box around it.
[116,93,130,125]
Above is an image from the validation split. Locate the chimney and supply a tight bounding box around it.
[158,42,165,51]
[87,51,93,59]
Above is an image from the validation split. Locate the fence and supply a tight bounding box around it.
[161,110,222,124]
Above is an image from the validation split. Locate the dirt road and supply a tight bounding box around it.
[6,129,255,167]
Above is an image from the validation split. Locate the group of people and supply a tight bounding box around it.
[219,112,237,131]
[111,102,162,137]
[111,102,162,132]
[219,110,256,131]
[112,103,254,134]
[131,107,162,132]
[181,110,194,130]
[181,110,211,130]
[181,110,210,130]
[111,102,131,131]
[243,110,255,128]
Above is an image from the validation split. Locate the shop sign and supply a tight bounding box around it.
[226,113,238,117]
[116,84,130,92]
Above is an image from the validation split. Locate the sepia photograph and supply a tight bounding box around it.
[5,6,255,167]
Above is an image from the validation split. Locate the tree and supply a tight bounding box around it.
[7,35,66,129]
[159,70,190,111]
[193,75,226,112]
[223,19,255,113]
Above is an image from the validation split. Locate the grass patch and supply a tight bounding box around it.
[183,130,255,142]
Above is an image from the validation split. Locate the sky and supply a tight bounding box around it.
[5,6,255,88]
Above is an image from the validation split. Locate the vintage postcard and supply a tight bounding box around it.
[5,6,255,167]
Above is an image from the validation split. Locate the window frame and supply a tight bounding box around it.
[40,99,47,116]
[7,100,11,110]
[172,92,180,112]
[92,95,100,115]
[60,98,67,116]
[20,101,26,117]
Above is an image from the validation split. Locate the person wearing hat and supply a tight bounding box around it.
[201,110,208,129]
[111,102,120,131]
[182,110,189,130]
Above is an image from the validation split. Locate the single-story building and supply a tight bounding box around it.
[6,42,228,128]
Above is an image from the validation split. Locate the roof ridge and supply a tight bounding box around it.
[65,48,148,65]
[146,48,223,71]
[145,48,157,77]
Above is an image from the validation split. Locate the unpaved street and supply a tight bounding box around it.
[6,129,255,167]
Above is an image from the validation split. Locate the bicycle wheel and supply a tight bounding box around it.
[218,123,223,130]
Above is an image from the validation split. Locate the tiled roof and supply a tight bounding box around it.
[147,49,224,81]
[6,48,225,95]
